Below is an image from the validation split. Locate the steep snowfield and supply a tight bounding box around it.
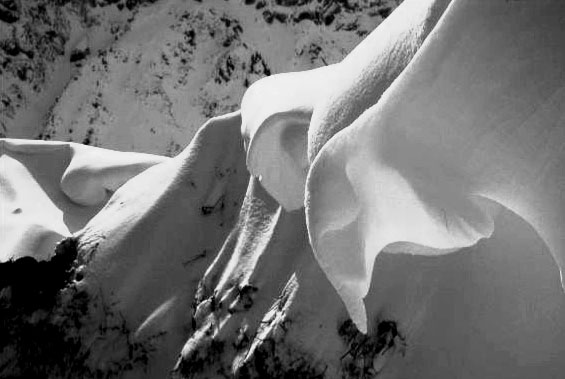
[1,0,565,378]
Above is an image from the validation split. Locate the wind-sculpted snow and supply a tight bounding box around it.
[306,0,565,332]
[0,139,167,261]
[74,111,249,377]
[3,1,565,378]
[307,0,452,162]
[1,112,250,378]
[241,65,335,210]
[241,0,451,211]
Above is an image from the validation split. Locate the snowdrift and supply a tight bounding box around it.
[306,0,565,332]
[242,0,452,211]
[1,0,565,378]
[0,139,167,261]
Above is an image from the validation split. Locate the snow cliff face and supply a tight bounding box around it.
[2,0,565,378]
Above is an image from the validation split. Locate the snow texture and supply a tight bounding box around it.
[0,138,166,261]
[306,0,565,332]
[242,0,451,211]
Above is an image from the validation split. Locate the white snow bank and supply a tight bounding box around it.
[241,0,450,211]
[306,0,565,332]
[241,66,335,210]
[75,111,250,377]
[0,138,167,261]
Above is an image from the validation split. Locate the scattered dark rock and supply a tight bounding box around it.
[275,0,302,6]
[249,51,271,76]
[216,54,236,83]
[338,318,405,378]
[1,38,21,56]
[262,10,274,24]
[0,0,20,23]
[377,6,393,19]
[82,127,95,145]
[125,0,137,11]
[15,62,30,81]
[184,28,196,46]
[273,11,288,23]
[255,0,266,10]
[294,10,317,23]
[70,47,90,63]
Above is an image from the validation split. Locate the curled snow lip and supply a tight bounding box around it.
[0,138,168,261]
[1,138,168,206]
[241,67,335,211]
[240,0,453,212]
[305,0,565,332]
[245,110,311,210]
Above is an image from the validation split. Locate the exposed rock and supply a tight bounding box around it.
[0,0,20,23]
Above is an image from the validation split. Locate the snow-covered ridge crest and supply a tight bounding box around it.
[0,138,167,261]
[241,0,452,211]
[305,0,565,332]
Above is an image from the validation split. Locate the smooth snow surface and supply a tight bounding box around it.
[0,139,166,261]
[242,0,451,211]
[241,65,335,210]
[306,0,565,332]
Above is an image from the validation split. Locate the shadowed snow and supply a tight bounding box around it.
[306,0,565,332]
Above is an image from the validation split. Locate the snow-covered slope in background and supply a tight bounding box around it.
[2,0,399,155]
[1,0,148,139]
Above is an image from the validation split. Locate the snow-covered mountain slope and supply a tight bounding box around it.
[2,0,400,155]
[1,0,149,139]
[0,138,168,261]
[2,117,564,378]
[2,0,565,378]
